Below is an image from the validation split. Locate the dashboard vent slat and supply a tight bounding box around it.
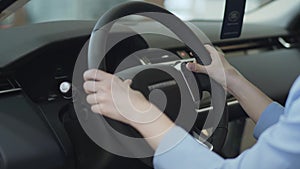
[0,79,21,94]
[214,33,300,56]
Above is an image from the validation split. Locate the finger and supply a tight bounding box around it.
[204,44,221,61]
[205,44,225,56]
[186,62,206,73]
[86,93,99,105]
[83,69,112,81]
[83,81,104,94]
[91,104,102,114]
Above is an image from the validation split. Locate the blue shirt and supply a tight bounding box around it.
[153,76,300,169]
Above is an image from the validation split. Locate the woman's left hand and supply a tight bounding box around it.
[83,69,162,126]
[83,69,174,149]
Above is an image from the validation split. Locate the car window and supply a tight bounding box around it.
[0,0,274,28]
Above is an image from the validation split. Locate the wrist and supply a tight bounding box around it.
[125,103,175,150]
[129,104,170,128]
[129,104,174,137]
[225,67,244,95]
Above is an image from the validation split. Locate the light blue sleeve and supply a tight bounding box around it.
[253,102,284,139]
[153,126,224,169]
[154,76,300,169]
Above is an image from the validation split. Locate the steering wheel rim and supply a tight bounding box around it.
[75,1,227,158]
[88,1,212,68]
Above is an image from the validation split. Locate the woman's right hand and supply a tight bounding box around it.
[186,45,241,91]
[187,45,272,122]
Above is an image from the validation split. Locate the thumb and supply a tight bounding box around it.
[186,62,206,73]
[124,79,132,86]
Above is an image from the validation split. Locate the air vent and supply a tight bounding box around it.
[0,79,21,94]
[216,37,281,55]
[215,34,300,56]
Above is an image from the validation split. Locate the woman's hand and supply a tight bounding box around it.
[83,69,174,149]
[187,45,272,122]
[83,69,163,125]
[186,45,240,91]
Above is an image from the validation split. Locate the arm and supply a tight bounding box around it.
[154,116,300,169]
[82,45,278,150]
[154,76,300,169]
[253,102,284,138]
[82,45,295,169]
[186,45,272,122]
[226,73,273,122]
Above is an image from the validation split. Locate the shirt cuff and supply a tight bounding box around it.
[153,126,223,169]
[254,102,284,139]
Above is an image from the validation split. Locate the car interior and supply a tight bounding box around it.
[0,0,300,169]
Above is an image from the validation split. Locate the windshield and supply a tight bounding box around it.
[0,0,274,28]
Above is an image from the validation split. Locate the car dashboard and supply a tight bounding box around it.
[0,20,300,169]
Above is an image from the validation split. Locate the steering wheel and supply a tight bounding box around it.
[73,1,227,159]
